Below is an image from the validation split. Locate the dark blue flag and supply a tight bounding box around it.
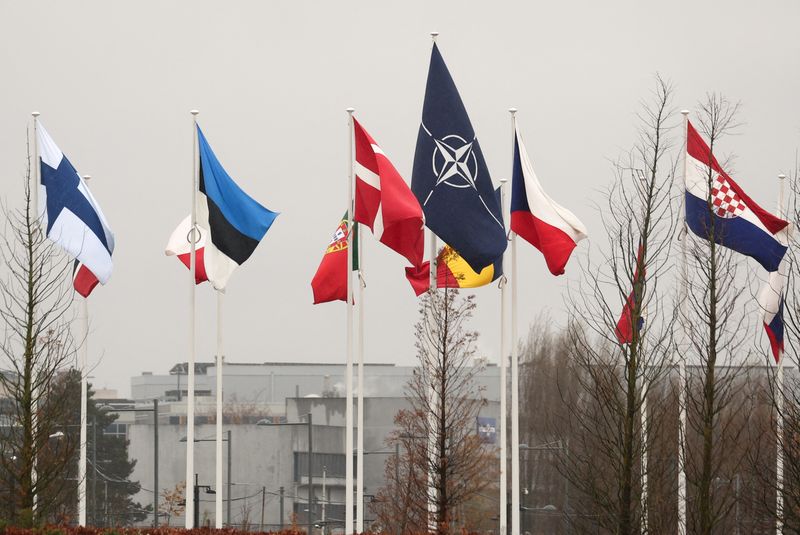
[411,43,506,273]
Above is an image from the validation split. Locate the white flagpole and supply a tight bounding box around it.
[499,177,509,535]
[356,230,365,533]
[427,32,440,534]
[185,109,199,529]
[78,296,88,526]
[345,107,356,535]
[31,111,40,516]
[776,173,786,535]
[509,108,521,535]
[677,109,690,535]
[215,291,224,528]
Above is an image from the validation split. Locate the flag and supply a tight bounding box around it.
[311,213,358,304]
[511,125,587,276]
[405,245,503,296]
[37,122,114,293]
[685,120,789,272]
[758,258,787,362]
[615,246,645,344]
[354,118,424,267]
[165,215,209,284]
[196,126,279,290]
[72,260,99,298]
[410,43,506,273]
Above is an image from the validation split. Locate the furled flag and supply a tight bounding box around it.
[685,120,789,272]
[195,126,279,290]
[311,213,358,304]
[615,246,645,344]
[410,43,506,273]
[73,261,99,298]
[165,215,209,284]
[405,244,503,296]
[354,118,424,267]
[37,122,114,296]
[757,258,787,362]
[511,124,587,275]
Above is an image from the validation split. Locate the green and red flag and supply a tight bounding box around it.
[311,212,358,304]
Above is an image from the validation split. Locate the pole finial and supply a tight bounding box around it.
[346,108,355,115]
[31,111,40,118]
[190,110,199,116]
[83,175,91,181]
[430,31,439,41]
[509,108,517,115]
[779,174,787,180]
[681,109,690,116]
[499,178,508,184]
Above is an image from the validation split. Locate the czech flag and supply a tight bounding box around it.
[685,120,788,272]
[510,124,587,275]
[757,259,787,362]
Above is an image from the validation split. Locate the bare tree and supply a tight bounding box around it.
[0,152,77,525]
[556,76,679,534]
[371,288,496,535]
[681,94,755,534]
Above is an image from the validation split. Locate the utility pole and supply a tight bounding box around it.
[153,398,159,527]
[260,486,266,532]
[227,429,232,527]
[279,486,285,530]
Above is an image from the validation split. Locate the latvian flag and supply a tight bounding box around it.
[353,117,424,268]
[757,258,787,363]
[685,120,788,272]
[510,124,588,275]
[194,126,278,290]
[165,215,209,284]
[37,121,115,295]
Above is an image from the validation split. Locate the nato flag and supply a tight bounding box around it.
[411,43,506,273]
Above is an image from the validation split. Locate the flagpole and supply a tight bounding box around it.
[345,107,355,535]
[641,383,648,532]
[185,109,199,529]
[356,230,365,533]
[427,31,440,535]
[776,173,786,535]
[31,111,40,517]
[78,296,88,526]
[215,290,224,528]
[499,177,509,535]
[509,107,521,535]
[677,109,690,535]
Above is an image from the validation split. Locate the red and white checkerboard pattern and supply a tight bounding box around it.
[710,175,746,218]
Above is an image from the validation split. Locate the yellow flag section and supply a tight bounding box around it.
[437,245,502,288]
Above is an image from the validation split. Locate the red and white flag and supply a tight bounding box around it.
[73,261,100,298]
[510,125,588,275]
[353,118,425,268]
[165,215,209,284]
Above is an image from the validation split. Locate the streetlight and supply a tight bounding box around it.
[258,414,314,529]
[100,401,160,526]
[180,431,232,526]
[190,473,216,528]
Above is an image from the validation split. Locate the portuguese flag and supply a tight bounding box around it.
[311,212,358,304]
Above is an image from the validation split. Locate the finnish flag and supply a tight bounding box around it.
[37,122,114,290]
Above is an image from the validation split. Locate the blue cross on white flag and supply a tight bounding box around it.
[37,122,114,288]
[411,43,506,273]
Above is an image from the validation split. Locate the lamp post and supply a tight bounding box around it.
[100,401,160,526]
[180,431,232,526]
[192,473,216,528]
[258,413,314,529]
[519,441,564,534]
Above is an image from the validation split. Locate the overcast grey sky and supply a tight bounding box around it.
[1,1,798,396]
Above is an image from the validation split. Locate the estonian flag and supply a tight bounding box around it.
[684,120,789,272]
[410,43,506,273]
[195,125,278,290]
[37,121,114,296]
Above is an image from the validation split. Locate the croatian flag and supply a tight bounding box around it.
[195,125,278,290]
[37,122,114,296]
[510,124,587,275]
[757,259,787,362]
[685,120,788,272]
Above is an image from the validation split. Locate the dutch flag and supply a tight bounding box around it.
[685,120,788,272]
[37,122,114,297]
